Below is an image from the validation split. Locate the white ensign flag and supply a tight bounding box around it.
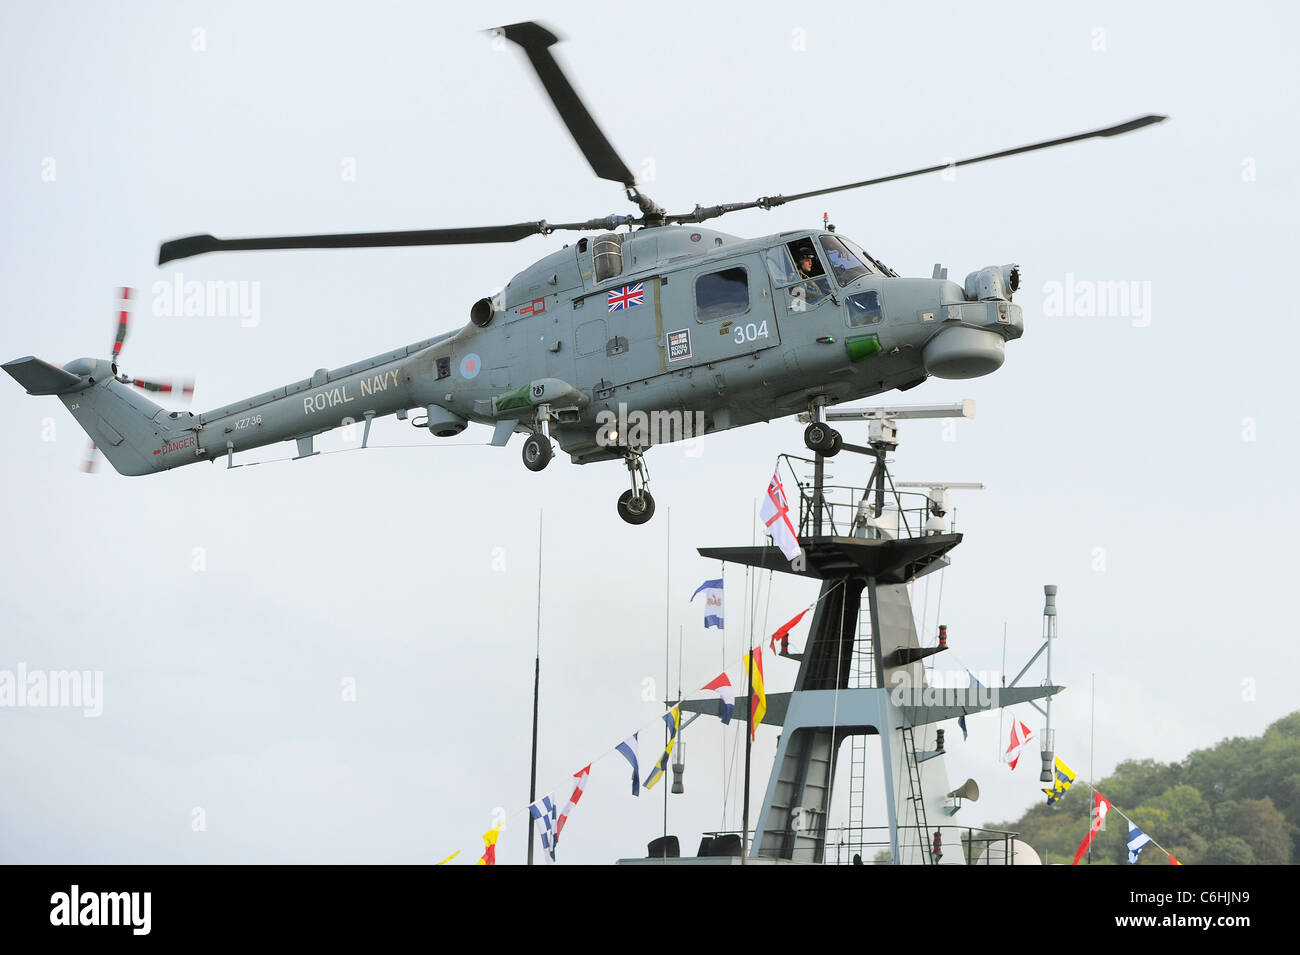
[760,470,802,561]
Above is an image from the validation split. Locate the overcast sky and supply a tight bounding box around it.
[2,0,1297,864]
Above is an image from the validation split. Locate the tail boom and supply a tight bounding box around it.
[7,329,464,476]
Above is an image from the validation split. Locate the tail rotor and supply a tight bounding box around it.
[82,287,196,474]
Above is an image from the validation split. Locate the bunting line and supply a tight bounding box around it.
[439,572,856,862]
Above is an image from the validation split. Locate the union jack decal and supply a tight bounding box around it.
[607,283,644,312]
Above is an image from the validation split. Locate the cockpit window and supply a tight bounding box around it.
[819,235,872,287]
[787,240,825,279]
[767,239,831,312]
[838,235,890,277]
[764,246,800,285]
[846,290,882,326]
[695,266,750,321]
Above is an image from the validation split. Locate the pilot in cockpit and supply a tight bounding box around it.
[795,247,818,279]
[784,241,827,310]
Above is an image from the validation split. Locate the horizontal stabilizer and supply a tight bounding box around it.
[2,357,83,395]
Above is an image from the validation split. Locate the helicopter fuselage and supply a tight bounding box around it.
[2,15,1165,525]
[13,224,1021,478]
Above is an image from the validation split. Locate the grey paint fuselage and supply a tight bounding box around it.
[40,225,1023,475]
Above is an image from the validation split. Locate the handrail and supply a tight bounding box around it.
[776,453,937,541]
[699,824,1023,865]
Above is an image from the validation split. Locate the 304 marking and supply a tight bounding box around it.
[733,321,769,344]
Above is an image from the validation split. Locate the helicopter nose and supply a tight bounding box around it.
[922,280,1023,379]
[922,326,1006,379]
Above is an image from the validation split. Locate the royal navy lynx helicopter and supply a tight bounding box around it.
[4,21,1164,524]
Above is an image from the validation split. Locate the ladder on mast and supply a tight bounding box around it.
[846,602,874,860]
[901,725,933,864]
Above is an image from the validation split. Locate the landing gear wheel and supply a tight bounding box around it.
[522,433,553,472]
[804,422,841,456]
[617,489,656,525]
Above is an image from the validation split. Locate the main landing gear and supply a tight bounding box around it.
[522,402,554,472]
[520,404,655,524]
[522,432,552,471]
[803,397,842,456]
[803,421,842,456]
[616,450,655,525]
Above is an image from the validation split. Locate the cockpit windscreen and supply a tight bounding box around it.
[818,235,873,287]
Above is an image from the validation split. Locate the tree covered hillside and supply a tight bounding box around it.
[988,712,1299,864]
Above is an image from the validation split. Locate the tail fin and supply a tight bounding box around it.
[5,356,181,476]
[3,356,82,395]
[64,382,174,476]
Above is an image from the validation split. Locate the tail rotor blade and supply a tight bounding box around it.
[130,378,172,394]
[111,286,133,361]
[81,440,100,474]
[129,377,196,401]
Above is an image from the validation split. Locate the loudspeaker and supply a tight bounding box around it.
[947,778,980,802]
[646,835,679,859]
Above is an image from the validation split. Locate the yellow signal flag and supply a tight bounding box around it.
[476,824,502,866]
[742,647,766,740]
[1042,755,1078,804]
[644,705,682,790]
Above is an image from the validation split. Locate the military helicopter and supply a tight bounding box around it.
[4,21,1164,524]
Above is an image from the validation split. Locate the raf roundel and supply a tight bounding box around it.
[460,353,481,379]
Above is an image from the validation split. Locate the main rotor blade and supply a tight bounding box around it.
[158,223,551,265]
[776,114,1168,206]
[497,21,656,214]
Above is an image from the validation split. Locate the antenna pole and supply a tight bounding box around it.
[1044,586,1057,784]
[813,452,825,536]
[874,446,887,518]
[743,642,752,864]
[681,628,691,712]
[999,623,1007,763]
[721,562,727,832]
[527,510,542,865]
[663,509,670,856]
[1089,671,1096,864]
[741,501,757,865]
